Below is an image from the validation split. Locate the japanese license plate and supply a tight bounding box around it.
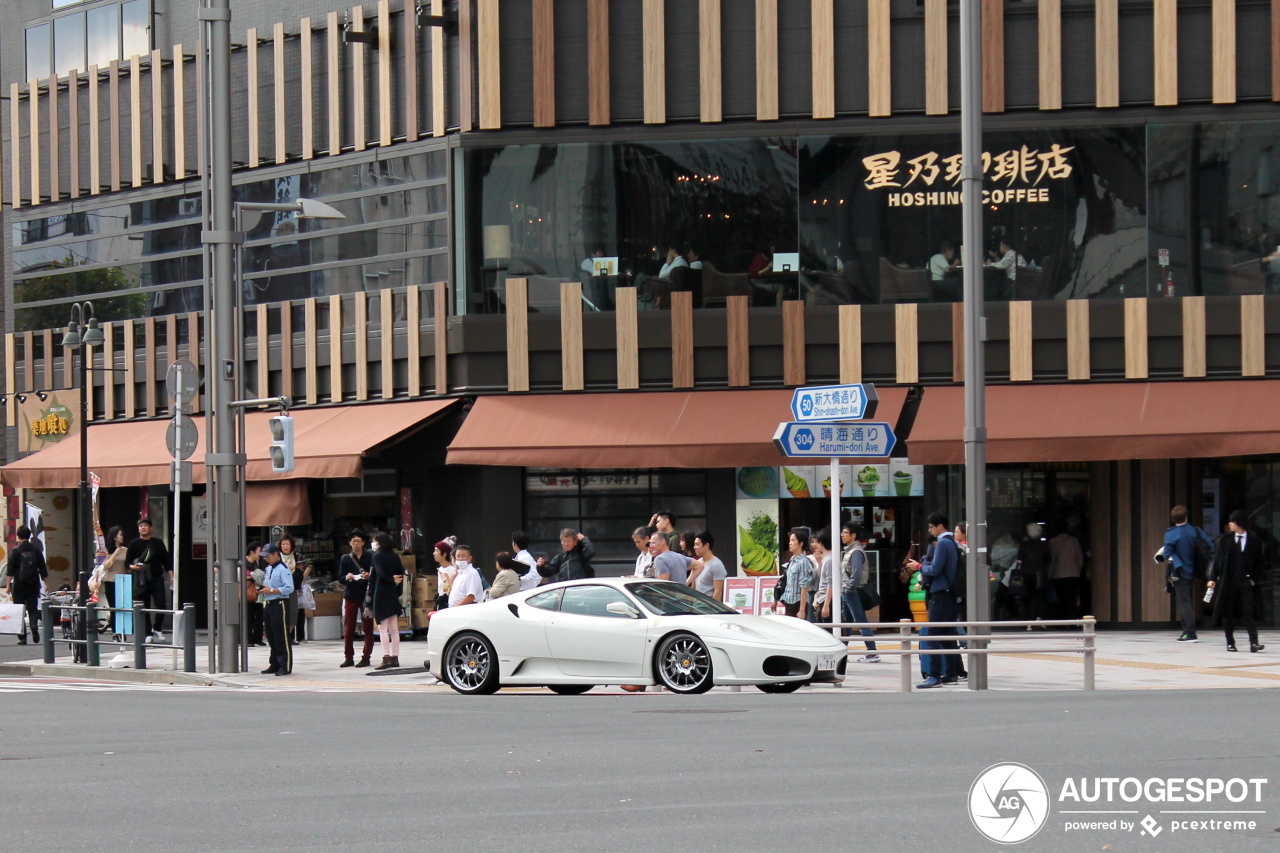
[817,652,839,671]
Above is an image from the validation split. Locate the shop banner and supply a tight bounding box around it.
[722,576,780,616]
[888,459,925,497]
[734,499,780,577]
[17,389,80,456]
[735,467,778,500]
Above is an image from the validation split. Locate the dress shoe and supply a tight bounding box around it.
[916,676,943,689]
[276,671,288,676]
[387,656,400,668]
[261,668,279,675]
[1251,644,1266,653]
[340,658,355,668]
[1226,645,1238,652]
[355,656,372,668]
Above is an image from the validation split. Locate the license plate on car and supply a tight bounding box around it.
[817,653,839,671]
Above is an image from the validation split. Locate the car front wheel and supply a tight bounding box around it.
[654,632,713,694]
[443,632,500,695]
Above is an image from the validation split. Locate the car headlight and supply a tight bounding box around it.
[719,622,744,632]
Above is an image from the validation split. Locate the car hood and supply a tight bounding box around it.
[663,613,847,650]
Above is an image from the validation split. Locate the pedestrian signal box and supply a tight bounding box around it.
[269,415,295,473]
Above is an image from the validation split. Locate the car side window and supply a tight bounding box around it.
[560,585,634,618]
[527,589,562,612]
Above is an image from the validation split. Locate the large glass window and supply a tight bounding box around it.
[26,25,51,81]
[120,0,149,58]
[86,4,120,67]
[53,13,86,77]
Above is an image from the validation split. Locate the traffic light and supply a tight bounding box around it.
[269,415,295,473]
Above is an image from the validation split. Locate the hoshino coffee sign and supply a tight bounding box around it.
[862,144,1075,207]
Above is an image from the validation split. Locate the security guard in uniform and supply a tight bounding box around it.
[258,544,295,675]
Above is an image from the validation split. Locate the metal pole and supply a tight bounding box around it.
[201,9,216,679]
[899,619,911,693]
[78,335,90,614]
[1083,615,1096,691]
[238,403,248,674]
[829,456,841,634]
[172,361,183,671]
[41,600,55,663]
[133,603,147,669]
[183,603,197,672]
[960,0,989,692]
[85,600,99,666]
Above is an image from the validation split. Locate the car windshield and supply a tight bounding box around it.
[625,582,736,616]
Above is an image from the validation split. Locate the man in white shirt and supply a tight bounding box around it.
[632,526,655,577]
[985,237,1027,282]
[927,241,958,281]
[657,247,689,280]
[448,544,484,607]
[512,531,541,590]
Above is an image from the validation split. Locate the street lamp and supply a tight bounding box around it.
[61,301,105,605]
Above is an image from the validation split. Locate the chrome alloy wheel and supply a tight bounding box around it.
[656,633,713,694]
[443,633,499,694]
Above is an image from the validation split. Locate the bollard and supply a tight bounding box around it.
[133,603,147,670]
[41,599,55,664]
[1082,615,1096,691]
[182,603,197,673]
[899,619,912,693]
[85,601,100,666]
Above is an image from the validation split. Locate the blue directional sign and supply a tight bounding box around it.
[790,383,878,422]
[773,421,897,458]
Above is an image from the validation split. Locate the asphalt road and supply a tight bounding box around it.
[1,685,1276,852]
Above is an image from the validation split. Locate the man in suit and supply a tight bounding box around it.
[1208,510,1266,653]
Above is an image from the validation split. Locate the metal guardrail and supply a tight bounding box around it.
[813,617,1097,691]
[40,600,198,672]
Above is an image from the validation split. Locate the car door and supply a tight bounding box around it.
[492,589,560,681]
[546,585,650,678]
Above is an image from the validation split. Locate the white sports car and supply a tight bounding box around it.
[424,578,848,695]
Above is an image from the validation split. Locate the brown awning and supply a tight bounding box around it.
[246,481,312,526]
[0,399,457,489]
[906,380,1280,465]
[446,388,910,469]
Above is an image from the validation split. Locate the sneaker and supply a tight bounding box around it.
[957,671,968,681]
[152,631,166,642]
[916,676,943,689]
[857,655,881,663]
[940,676,959,685]
[1176,634,1199,643]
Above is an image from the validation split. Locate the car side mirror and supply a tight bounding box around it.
[606,601,641,618]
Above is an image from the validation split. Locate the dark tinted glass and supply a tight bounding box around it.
[626,582,734,615]
[14,284,200,332]
[15,255,202,303]
[526,589,562,612]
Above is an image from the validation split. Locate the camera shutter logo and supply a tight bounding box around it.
[969,763,1051,844]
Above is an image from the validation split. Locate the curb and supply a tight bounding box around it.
[0,663,217,686]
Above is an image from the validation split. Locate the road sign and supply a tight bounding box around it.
[165,359,199,404]
[166,415,199,460]
[789,383,877,422]
[773,421,897,458]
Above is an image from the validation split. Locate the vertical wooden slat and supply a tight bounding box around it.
[951,303,965,382]
[143,317,157,416]
[1242,294,1266,376]
[756,0,778,121]
[643,0,666,124]
[783,301,806,386]
[1095,0,1119,108]
[184,312,200,412]
[247,29,260,167]
[102,323,115,420]
[280,302,293,402]
[354,295,369,400]
[327,13,341,156]
[41,330,54,389]
[29,80,40,205]
[839,304,862,385]
[982,0,1004,113]
[434,284,448,394]
[256,304,270,399]
[925,0,948,115]
[432,0,446,137]
[477,0,501,129]
[9,84,20,207]
[1067,299,1090,380]
[378,1,392,145]
[49,76,60,201]
[588,0,610,126]
[403,0,418,140]
[275,22,288,163]
[1182,296,1206,378]
[459,0,473,132]
[1124,297,1148,379]
[172,48,185,178]
[407,286,421,396]
[615,287,639,390]
[671,291,694,389]
[196,38,205,176]
[61,342,73,391]
[165,315,177,414]
[380,289,394,399]
[1038,0,1061,110]
[506,279,530,393]
[329,294,344,401]
[353,7,368,151]
[300,22,314,160]
[811,0,834,120]
[868,0,891,117]
[699,0,722,123]
[129,56,143,187]
[533,0,556,127]
[122,320,136,418]
[1213,0,1236,104]
[4,334,16,427]
[1154,0,1178,106]
[1009,301,1033,381]
[727,295,750,387]
[85,342,95,419]
[150,50,164,183]
[895,303,919,384]
[22,332,34,395]
[68,70,80,198]
[561,282,585,391]
[304,297,319,404]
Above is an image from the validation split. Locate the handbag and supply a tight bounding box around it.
[0,601,26,635]
[899,543,920,585]
[773,568,788,602]
[297,584,316,611]
[246,581,258,604]
[858,586,881,610]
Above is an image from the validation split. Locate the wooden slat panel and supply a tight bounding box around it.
[256,304,270,399]
[22,332,34,394]
[275,22,288,163]
[671,291,694,389]
[1213,0,1236,103]
[1038,0,1061,110]
[532,0,555,127]
[432,0,446,137]
[840,304,863,384]
[247,29,260,167]
[925,0,948,115]
[29,80,40,204]
[165,314,177,414]
[1182,296,1206,378]
[378,0,392,146]
[1009,300,1033,381]
[434,284,448,394]
[477,0,501,129]
[122,319,135,418]
[61,342,73,390]
[459,0,473,132]
[561,281,585,391]
[279,302,293,402]
[49,75,60,201]
[380,288,394,399]
[700,0,721,122]
[354,294,369,400]
[41,330,54,389]
[506,278,530,392]
[328,13,341,156]
[329,294,344,401]
[196,38,205,175]
[1095,0,1119,108]
[811,0,834,119]
[982,0,1004,113]
[1242,294,1266,376]
[68,69,80,197]
[868,0,891,117]
[643,0,666,123]
[951,302,964,382]
[9,84,19,207]
[783,300,806,386]
[615,287,639,390]
[895,303,919,384]
[186,311,200,412]
[144,317,157,416]
[588,0,610,125]
[1067,298,1090,380]
[352,8,367,150]
[129,56,143,186]
[1124,297,1148,379]
[756,0,778,121]
[305,297,319,404]
[172,48,185,178]
[4,334,15,426]
[102,322,115,419]
[300,22,313,160]
[406,286,421,396]
[403,0,418,140]
[728,295,750,386]
[1153,0,1177,106]
[150,50,163,183]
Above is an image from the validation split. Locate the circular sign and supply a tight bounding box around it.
[968,762,1050,845]
[165,415,199,460]
[165,359,200,404]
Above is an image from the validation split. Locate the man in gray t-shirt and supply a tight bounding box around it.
[649,531,695,585]
[691,531,727,599]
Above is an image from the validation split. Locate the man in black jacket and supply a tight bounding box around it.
[125,518,172,642]
[6,526,47,645]
[1208,510,1266,653]
[537,529,595,583]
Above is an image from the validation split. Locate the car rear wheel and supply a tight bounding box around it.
[654,632,713,694]
[547,684,594,695]
[443,632,499,695]
[756,681,805,694]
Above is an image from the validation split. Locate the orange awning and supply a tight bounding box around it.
[0,399,457,489]
[446,388,909,469]
[246,481,312,526]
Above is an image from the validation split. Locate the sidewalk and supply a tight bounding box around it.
[2,629,1277,692]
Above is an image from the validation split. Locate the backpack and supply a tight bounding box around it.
[14,546,40,597]
[950,542,967,602]
[1192,529,1213,581]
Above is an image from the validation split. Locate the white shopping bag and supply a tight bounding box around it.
[0,601,26,634]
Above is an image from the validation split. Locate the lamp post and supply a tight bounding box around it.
[61,302,105,604]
